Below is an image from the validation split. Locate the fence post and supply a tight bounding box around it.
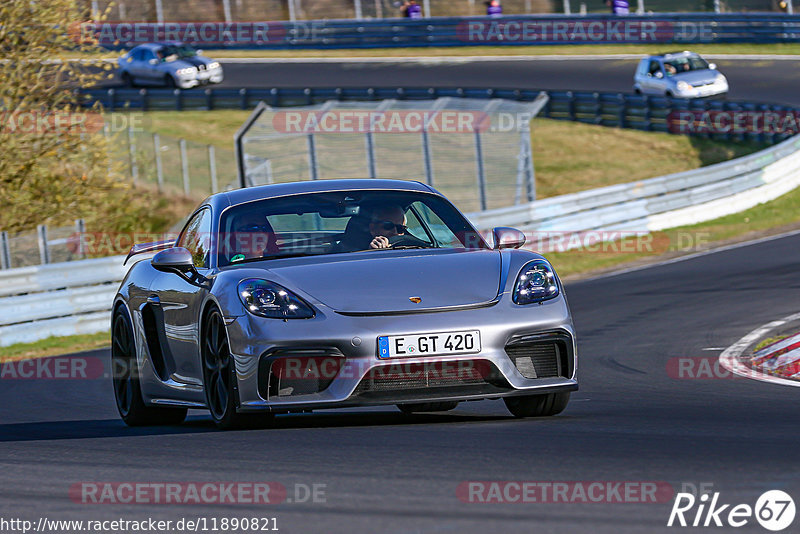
[208,145,219,193]
[713,0,721,12]
[154,133,164,191]
[37,224,50,265]
[0,231,10,270]
[128,125,138,183]
[423,0,431,17]
[222,0,232,22]
[155,0,164,22]
[307,134,319,180]
[563,0,571,14]
[365,132,377,178]
[180,139,191,195]
[75,219,86,259]
[354,0,363,19]
[474,131,487,211]
[288,0,297,21]
[637,0,645,14]
[422,130,434,186]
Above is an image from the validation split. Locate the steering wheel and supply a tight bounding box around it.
[387,234,430,248]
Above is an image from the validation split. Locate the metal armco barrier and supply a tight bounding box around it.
[83,86,800,145]
[2,133,800,346]
[87,14,800,50]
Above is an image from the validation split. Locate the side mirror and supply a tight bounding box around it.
[195,49,203,55]
[149,58,158,65]
[654,71,664,79]
[152,247,195,274]
[493,227,526,250]
[708,63,717,70]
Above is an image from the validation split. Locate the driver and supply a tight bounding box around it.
[228,213,279,261]
[368,205,407,249]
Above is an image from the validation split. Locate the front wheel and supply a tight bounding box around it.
[202,306,273,430]
[504,392,570,418]
[112,309,187,426]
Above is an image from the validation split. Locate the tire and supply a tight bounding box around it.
[111,308,187,426]
[201,306,273,430]
[165,74,177,89]
[665,91,674,98]
[634,87,642,95]
[120,71,134,87]
[504,392,570,418]
[397,401,459,414]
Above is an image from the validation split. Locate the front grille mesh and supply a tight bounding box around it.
[505,342,562,379]
[353,360,493,395]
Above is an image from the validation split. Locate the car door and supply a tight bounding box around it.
[147,207,213,386]
[126,48,151,81]
[641,60,666,95]
[138,48,161,83]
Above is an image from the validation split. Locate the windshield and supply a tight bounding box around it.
[663,55,709,76]
[217,190,489,267]
[160,44,198,61]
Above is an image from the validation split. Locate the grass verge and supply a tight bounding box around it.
[0,333,110,363]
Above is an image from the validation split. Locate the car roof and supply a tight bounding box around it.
[208,179,438,211]
[131,41,184,50]
[647,51,700,61]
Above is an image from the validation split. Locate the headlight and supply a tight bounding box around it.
[513,260,560,305]
[676,81,692,92]
[208,61,220,69]
[176,67,196,76]
[238,279,314,319]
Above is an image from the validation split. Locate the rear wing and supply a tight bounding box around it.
[124,239,175,265]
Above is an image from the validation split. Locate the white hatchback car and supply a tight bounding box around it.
[633,51,728,99]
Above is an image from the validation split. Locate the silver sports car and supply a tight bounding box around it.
[118,42,223,90]
[112,180,578,429]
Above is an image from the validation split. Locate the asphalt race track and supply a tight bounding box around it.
[208,57,800,107]
[2,231,800,533]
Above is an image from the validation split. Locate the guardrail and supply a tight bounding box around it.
[91,14,800,50]
[83,86,799,145]
[2,132,799,347]
[467,133,800,236]
[0,256,128,347]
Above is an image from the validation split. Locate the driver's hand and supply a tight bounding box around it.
[370,236,390,249]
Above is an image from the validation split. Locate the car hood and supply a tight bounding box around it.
[254,249,503,314]
[673,70,720,85]
[179,56,212,68]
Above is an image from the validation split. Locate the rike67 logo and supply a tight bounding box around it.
[668,490,795,531]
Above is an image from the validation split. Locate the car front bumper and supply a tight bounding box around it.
[226,296,578,413]
[676,81,729,99]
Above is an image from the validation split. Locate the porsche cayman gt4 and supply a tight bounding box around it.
[112,179,578,429]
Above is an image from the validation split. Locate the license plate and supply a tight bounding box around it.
[378,330,481,359]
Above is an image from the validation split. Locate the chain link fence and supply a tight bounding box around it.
[109,126,238,197]
[237,96,548,213]
[89,0,791,23]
